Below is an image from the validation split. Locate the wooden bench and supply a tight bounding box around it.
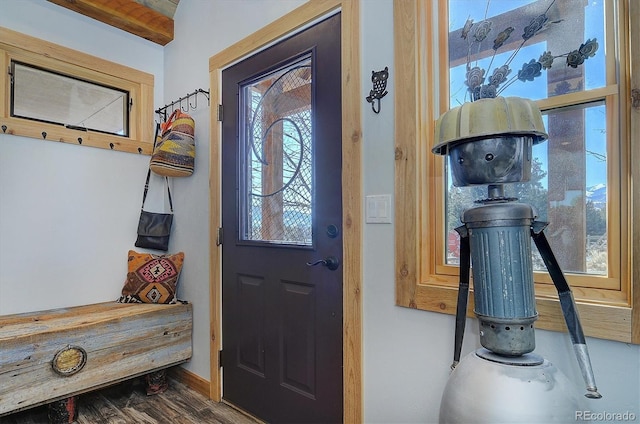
[0,301,192,419]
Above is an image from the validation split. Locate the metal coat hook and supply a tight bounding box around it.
[156,88,211,121]
[366,67,389,114]
[189,92,198,110]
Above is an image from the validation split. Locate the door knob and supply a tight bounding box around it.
[306,256,340,271]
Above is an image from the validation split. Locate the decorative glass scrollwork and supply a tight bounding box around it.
[243,58,313,245]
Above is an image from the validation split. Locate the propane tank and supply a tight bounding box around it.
[439,349,586,424]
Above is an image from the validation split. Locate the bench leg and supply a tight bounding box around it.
[47,396,78,424]
[145,369,168,395]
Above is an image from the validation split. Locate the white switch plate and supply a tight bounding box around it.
[365,194,392,224]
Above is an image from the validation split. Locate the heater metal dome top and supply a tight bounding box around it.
[432,96,548,155]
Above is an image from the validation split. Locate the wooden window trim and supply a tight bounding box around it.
[394,0,639,344]
[0,26,154,155]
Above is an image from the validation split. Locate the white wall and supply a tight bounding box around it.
[1,1,638,423]
[0,0,165,315]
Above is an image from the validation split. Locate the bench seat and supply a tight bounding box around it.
[0,301,192,416]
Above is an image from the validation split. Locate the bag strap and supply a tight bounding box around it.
[141,174,174,212]
[161,109,180,133]
[141,122,174,213]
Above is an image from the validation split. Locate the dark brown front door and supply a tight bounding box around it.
[221,13,342,424]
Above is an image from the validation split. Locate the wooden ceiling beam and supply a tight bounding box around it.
[47,0,174,46]
[133,0,179,19]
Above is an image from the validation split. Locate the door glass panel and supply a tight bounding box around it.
[11,61,129,136]
[240,56,313,246]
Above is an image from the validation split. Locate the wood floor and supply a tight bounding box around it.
[1,377,258,424]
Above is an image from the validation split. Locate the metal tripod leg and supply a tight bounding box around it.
[531,221,602,399]
[451,225,470,370]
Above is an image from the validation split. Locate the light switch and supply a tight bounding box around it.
[365,194,392,224]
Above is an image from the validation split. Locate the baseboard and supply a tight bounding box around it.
[169,366,265,423]
[169,366,211,399]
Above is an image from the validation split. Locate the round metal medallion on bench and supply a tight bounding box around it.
[52,345,87,376]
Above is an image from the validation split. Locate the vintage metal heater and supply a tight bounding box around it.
[433,97,601,423]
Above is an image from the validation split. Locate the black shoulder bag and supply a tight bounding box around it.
[135,123,174,251]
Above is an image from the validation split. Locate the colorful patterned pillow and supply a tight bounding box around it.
[118,250,184,304]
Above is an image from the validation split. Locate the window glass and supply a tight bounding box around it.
[448,0,605,104]
[11,61,129,136]
[445,0,608,277]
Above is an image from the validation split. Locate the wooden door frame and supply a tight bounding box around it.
[208,1,362,422]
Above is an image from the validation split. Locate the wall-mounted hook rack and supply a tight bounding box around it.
[155,88,210,121]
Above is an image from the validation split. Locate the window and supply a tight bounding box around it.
[0,26,154,154]
[394,0,639,343]
[11,61,130,137]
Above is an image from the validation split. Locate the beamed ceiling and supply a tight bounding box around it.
[46,0,180,46]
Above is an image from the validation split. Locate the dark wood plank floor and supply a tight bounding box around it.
[1,378,258,424]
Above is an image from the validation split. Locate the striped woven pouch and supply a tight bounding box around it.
[150,110,195,177]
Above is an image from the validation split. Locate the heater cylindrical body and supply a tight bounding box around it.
[463,202,537,356]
